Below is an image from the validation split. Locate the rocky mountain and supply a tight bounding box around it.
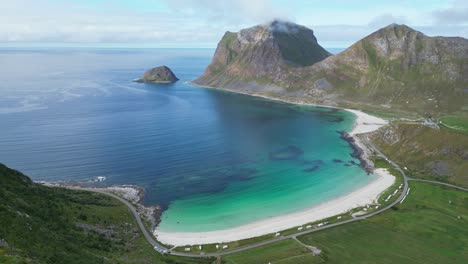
[135,65,179,83]
[194,22,468,117]
[304,24,468,115]
[193,20,330,92]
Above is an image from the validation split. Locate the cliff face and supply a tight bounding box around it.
[193,20,330,90]
[194,22,468,116]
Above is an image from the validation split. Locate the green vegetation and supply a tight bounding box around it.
[362,42,379,67]
[220,32,239,65]
[223,239,323,264]
[0,163,155,263]
[370,123,468,187]
[0,164,213,264]
[440,116,468,133]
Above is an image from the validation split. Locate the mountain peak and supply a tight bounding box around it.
[375,23,424,38]
[193,22,331,88]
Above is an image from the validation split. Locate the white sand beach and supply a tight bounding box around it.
[154,168,394,246]
[154,109,394,246]
[346,109,388,135]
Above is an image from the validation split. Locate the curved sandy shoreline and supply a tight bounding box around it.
[154,109,394,246]
[155,167,394,246]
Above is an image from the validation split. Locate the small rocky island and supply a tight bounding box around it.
[134,65,179,83]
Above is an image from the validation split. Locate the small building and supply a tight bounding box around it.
[306,225,312,229]
[222,245,228,249]
[298,226,303,231]
[184,248,191,252]
[199,245,202,250]
[275,232,281,237]
[337,216,342,220]
[215,245,219,249]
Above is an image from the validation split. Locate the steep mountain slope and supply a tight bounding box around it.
[193,20,330,92]
[194,22,468,117]
[0,164,161,264]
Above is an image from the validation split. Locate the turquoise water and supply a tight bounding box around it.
[0,48,375,232]
[158,105,375,232]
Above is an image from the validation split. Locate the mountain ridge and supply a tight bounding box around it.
[194,21,468,117]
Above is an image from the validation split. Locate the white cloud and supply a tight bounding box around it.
[368,13,408,28]
[432,0,468,25]
[0,0,227,45]
[0,0,466,48]
[161,0,292,26]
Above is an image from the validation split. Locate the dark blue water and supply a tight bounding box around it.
[0,48,369,220]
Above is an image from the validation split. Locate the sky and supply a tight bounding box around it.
[0,0,467,48]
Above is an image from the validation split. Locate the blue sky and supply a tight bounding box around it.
[1,0,467,48]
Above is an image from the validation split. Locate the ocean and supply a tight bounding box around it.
[0,48,375,232]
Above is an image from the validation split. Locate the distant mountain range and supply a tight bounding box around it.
[193,20,468,117]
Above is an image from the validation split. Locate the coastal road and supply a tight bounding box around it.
[73,136,466,259]
[406,178,468,192]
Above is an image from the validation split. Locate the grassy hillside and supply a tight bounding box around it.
[219,181,468,264]
[370,123,468,187]
[0,164,212,264]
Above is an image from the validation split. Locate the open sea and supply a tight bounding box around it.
[0,48,375,232]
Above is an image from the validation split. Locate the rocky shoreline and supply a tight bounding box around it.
[340,132,374,173]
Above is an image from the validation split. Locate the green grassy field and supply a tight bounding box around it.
[223,239,323,264]
[217,181,467,264]
[440,116,468,133]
